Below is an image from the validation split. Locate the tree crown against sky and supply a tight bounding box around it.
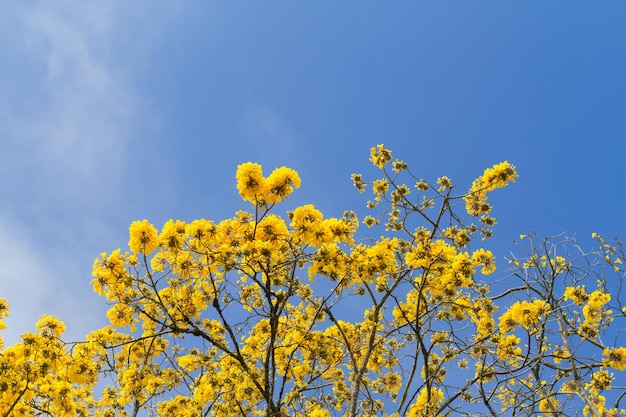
[1,145,625,417]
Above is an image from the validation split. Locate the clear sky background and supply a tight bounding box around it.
[1,2,625,346]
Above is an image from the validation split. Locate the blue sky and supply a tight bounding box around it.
[1,1,625,350]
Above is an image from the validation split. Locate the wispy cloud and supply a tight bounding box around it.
[19,2,135,204]
[0,219,104,345]
[0,2,175,344]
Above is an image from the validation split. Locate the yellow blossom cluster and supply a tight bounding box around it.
[564,285,588,305]
[493,333,522,365]
[401,238,495,301]
[0,297,8,349]
[370,144,393,169]
[14,145,626,416]
[0,305,100,416]
[603,347,626,371]
[406,388,444,417]
[236,163,301,205]
[87,167,408,414]
[582,393,620,417]
[464,161,518,216]
[578,289,612,340]
[128,219,159,254]
[498,299,550,334]
[289,204,357,248]
[539,395,560,413]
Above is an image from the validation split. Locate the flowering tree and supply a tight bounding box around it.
[1,145,625,416]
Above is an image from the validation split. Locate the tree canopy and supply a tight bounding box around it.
[1,145,625,417]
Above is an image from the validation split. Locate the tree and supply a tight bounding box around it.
[1,144,625,416]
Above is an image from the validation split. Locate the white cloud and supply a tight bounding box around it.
[0,2,178,343]
[19,2,136,200]
[0,219,106,346]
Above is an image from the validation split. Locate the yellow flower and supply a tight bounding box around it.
[0,298,9,332]
[499,300,549,333]
[495,334,522,364]
[464,161,518,216]
[372,178,389,201]
[436,176,452,191]
[236,162,266,204]
[479,161,519,192]
[255,214,289,243]
[265,166,301,204]
[564,285,588,305]
[128,219,158,254]
[351,173,365,193]
[290,204,324,244]
[106,303,135,328]
[472,248,496,275]
[407,388,444,417]
[35,314,66,338]
[159,219,187,251]
[603,347,626,371]
[309,409,331,417]
[552,345,570,365]
[588,290,611,310]
[586,369,614,394]
[577,289,611,340]
[369,144,392,169]
[392,159,408,173]
[0,297,8,318]
[539,396,559,413]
